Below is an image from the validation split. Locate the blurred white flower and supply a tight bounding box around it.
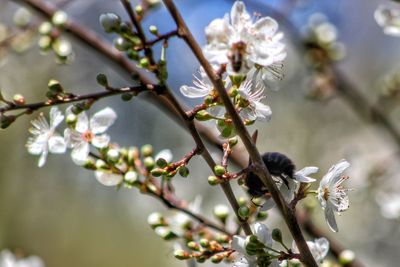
[64,107,117,165]
[0,250,45,267]
[292,237,329,263]
[317,159,351,232]
[375,192,400,219]
[26,107,66,167]
[374,5,400,37]
[203,1,286,78]
[261,166,318,211]
[155,149,173,163]
[237,79,271,122]
[232,223,279,267]
[94,170,123,186]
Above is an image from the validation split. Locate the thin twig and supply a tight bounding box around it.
[161,0,318,266]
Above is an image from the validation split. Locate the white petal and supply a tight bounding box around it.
[324,202,338,232]
[254,222,272,247]
[294,166,318,183]
[38,149,48,167]
[296,166,319,177]
[71,142,90,165]
[313,237,329,262]
[207,105,225,117]
[232,235,247,255]
[75,111,89,133]
[330,159,350,185]
[49,106,64,128]
[260,198,275,211]
[155,149,173,163]
[254,102,272,122]
[90,107,117,134]
[231,1,250,29]
[180,85,210,98]
[26,137,46,155]
[48,135,67,154]
[95,171,123,186]
[91,134,110,148]
[253,17,278,37]
[374,5,400,37]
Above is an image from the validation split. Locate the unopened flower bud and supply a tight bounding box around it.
[39,22,53,35]
[52,38,72,58]
[228,136,238,147]
[124,171,139,184]
[48,79,63,93]
[99,13,121,33]
[208,175,220,185]
[339,250,355,265]
[52,11,68,27]
[156,157,168,168]
[144,156,155,169]
[195,110,212,121]
[135,5,143,16]
[256,211,268,220]
[199,238,210,248]
[12,94,25,105]
[238,206,250,219]
[174,249,191,260]
[14,8,31,28]
[121,93,134,101]
[271,228,283,243]
[151,168,166,177]
[149,25,158,35]
[128,146,139,162]
[0,115,16,129]
[211,254,224,263]
[147,212,167,228]
[216,234,230,244]
[66,113,77,127]
[114,37,132,51]
[95,159,108,170]
[178,166,189,177]
[107,149,120,163]
[214,165,225,176]
[38,36,52,51]
[238,197,247,206]
[96,73,108,87]
[139,57,150,68]
[127,49,139,60]
[119,22,131,33]
[213,204,229,223]
[204,95,214,105]
[83,158,96,170]
[155,226,177,240]
[141,144,153,157]
[187,241,200,251]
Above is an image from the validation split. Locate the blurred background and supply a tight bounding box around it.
[1,0,399,266]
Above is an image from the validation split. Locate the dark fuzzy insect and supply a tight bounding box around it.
[245,152,296,197]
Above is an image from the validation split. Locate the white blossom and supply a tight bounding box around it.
[238,79,271,122]
[261,166,318,211]
[374,5,400,37]
[26,107,66,167]
[180,70,214,98]
[0,250,45,267]
[232,223,279,267]
[317,159,351,232]
[292,237,329,263]
[94,170,123,186]
[64,107,117,165]
[203,1,286,78]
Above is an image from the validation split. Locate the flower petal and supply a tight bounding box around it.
[49,106,64,129]
[71,142,90,165]
[232,236,247,255]
[38,149,48,167]
[254,222,272,247]
[75,111,89,133]
[254,102,272,122]
[260,198,275,211]
[294,166,318,183]
[95,171,123,186]
[253,17,278,37]
[324,201,338,232]
[48,135,67,154]
[91,134,110,148]
[180,85,210,98]
[90,107,117,134]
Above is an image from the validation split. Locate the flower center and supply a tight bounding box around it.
[82,130,94,142]
[323,187,330,201]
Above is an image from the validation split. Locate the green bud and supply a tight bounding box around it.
[119,22,131,33]
[195,255,206,263]
[156,157,168,168]
[135,5,143,15]
[230,75,245,87]
[187,241,200,251]
[339,250,355,265]
[213,204,229,223]
[155,226,177,240]
[96,74,108,87]
[147,212,167,228]
[126,49,139,60]
[174,250,191,260]
[219,125,234,138]
[151,168,166,177]
[271,228,283,243]
[166,170,177,178]
[216,234,230,244]
[38,35,52,51]
[107,149,120,163]
[121,93,134,101]
[238,206,250,219]
[139,57,150,68]
[52,11,68,27]
[228,136,238,147]
[12,94,25,105]
[99,13,121,33]
[66,113,77,127]
[124,171,139,184]
[199,238,210,248]
[71,104,84,115]
[214,165,225,176]
[114,37,132,51]
[195,110,212,121]
[178,166,189,177]
[127,146,139,162]
[48,79,63,93]
[256,211,268,221]
[238,197,247,206]
[83,158,96,170]
[143,156,155,169]
[211,254,224,263]
[204,96,214,105]
[141,144,153,157]
[149,25,158,35]
[14,8,31,28]
[0,115,15,129]
[208,175,220,186]
[95,159,108,170]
